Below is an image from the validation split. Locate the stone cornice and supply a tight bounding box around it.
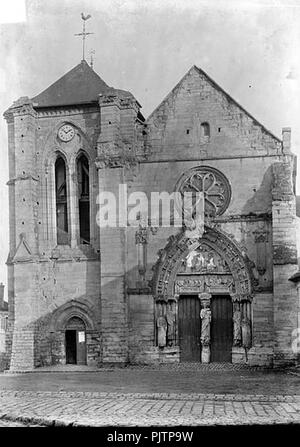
[4,97,37,121]
[213,213,272,223]
[98,94,140,112]
[35,105,99,117]
[7,252,100,265]
[126,287,152,295]
[98,94,122,108]
[133,213,272,227]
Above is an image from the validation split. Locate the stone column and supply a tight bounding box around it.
[68,161,78,248]
[199,292,212,363]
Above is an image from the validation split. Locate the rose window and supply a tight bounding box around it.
[175,166,231,217]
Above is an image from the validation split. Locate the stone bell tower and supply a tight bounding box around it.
[3,59,145,371]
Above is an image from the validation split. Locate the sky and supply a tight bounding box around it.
[0,0,299,299]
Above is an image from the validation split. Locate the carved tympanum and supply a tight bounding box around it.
[178,243,230,274]
[153,228,252,300]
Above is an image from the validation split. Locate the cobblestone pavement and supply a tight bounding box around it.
[0,390,299,426]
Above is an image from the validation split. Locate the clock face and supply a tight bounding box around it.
[58,124,75,142]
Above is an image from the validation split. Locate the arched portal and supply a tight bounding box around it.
[65,316,87,365]
[152,227,254,363]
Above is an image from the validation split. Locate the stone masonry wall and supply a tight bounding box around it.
[147,66,282,161]
[4,100,102,370]
[120,66,294,366]
[8,259,100,370]
[128,294,159,364]
[272,161,298,367]
[98,167,128,363]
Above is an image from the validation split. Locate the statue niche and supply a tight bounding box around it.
[200,302,211,346]
[156,301,177,348]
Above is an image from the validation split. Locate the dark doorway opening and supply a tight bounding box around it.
[178,295,201,362]
[65,330,77,364]
[211,295,233,362]
[65,317,87,365]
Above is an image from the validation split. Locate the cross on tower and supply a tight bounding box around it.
[75,13,94,61]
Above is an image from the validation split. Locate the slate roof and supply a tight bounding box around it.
[31,60,135,108]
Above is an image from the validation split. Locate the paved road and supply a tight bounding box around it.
[0,367,300,395]
[0,366,299,426]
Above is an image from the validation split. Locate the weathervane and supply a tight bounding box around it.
[75,13,94,61]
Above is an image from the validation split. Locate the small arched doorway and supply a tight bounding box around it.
[65,316,87,365]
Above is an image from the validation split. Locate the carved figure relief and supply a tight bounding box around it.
[175,279,203,294]
[241,316,252,349]
[156,316,167,348]
[135,224,148,281]
[153,228,252,301]
[205,276,233,288]
[166,308,176,347]
[200,304,211,347]
[181,191,205,239]
[178,244,230,274]
[233,302,242,347]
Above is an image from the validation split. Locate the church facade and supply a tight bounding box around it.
[3,60,299,371]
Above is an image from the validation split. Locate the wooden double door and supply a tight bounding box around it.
[178,294,233,362]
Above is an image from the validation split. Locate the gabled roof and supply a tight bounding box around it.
[147,65,281,143]
[31,60,134,108]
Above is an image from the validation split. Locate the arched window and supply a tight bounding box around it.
[55,156,69,245]
[201,122,210,139]
[77,154,90,244]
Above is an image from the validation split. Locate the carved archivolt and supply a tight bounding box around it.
[152,227,253,301]
[49,300,97,332]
